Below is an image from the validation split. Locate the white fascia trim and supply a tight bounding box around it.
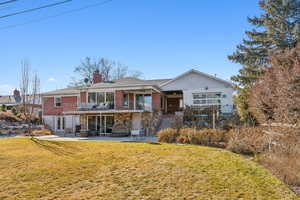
[160,69,234,88]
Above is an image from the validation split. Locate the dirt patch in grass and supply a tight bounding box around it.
[0,138,298,200]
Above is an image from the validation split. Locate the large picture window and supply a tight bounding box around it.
[88,93,96,103]
[192,92,221,105]
[135,94,152,111]
[87,92,115,109]
[123,93,129,107]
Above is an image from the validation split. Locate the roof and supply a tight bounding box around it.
[0,95,42,105]
[42,87,81,96]
[160,69,234,88]
[0,95,16,104]
[89,78,170,90]
[113,78,171,85]
[41,69,233,95]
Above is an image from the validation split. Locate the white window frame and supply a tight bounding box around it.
[134,93,152,111]
[123,93,129,108]
[56,116,65,131]
[54,97,61,107]
[192,92,221,106]
[87,92,114,104]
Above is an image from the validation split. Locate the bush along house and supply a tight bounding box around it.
[42,69,234,136]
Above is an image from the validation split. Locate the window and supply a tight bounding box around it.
[106,92,114,104]
[54,97,61,107]
[123,93,129,107]
[57,117,61,130]
[135,94,152,111]
[192,92,221,105]
[97,92,105,104]
[87,92,115,109]
[88,93,96,103]
[57,117,65,130]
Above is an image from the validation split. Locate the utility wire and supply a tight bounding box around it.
[0,0,72,19]
[0,0,17,6]
[0,0,112,30]
[0,6,13,11]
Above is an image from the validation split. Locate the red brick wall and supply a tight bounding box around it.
[80,92,87,103]
[129,93,134,110]
[115,90,124,110]
[152,93,161,112]
[43,96,77,115]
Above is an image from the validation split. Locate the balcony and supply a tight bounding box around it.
[77,102,115,111]
[60,102,151,115]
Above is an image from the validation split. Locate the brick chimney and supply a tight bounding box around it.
[93,69,103,84]
[13,89,21,103]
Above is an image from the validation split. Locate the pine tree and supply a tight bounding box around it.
[229,0,300,121]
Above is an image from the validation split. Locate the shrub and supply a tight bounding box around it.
[17,113,40,123]
[0,112,21,122]
[11,107,18,116]
[259,130,300,186]
[1,105,7,112]
[157,128,179,143]
[226,127,271,155]
[176,128,227,148]
[176,128,195,144]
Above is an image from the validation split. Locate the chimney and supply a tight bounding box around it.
[13,89,21,103]
[93,69,103,84]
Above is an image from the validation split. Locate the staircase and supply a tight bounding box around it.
[157,115,176,132]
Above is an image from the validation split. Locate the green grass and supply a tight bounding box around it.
[0,138,298,200]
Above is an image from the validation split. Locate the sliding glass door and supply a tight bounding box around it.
[87,115,114,135]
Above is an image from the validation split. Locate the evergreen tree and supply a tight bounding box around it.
[229,0,300,121]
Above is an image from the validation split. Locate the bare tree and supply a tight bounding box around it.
[249,44,300,125]
[20,59,30,121]
[69,57,143,86]
[30,72,40,120]
[20,59,41,136]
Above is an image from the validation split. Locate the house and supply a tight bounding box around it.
[0,89,42,117]
[42,69,234,136]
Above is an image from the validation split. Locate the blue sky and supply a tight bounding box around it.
[0,0,261,95]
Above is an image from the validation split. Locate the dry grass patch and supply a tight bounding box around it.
[23,128,53,136]
[0,138,298,200]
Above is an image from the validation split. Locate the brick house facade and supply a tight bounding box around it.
[42,69,234,136]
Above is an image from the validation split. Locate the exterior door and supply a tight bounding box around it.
[56,116,65,132]
[167,98,180,114]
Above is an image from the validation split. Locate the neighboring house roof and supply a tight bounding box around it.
[0,95,42,105]
[0,95,16,104]
[160,69,234,88]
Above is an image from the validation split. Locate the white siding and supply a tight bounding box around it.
[161,72,229,91]
[42,115,80,133]
[43,115,56,130]
[64,116,80,132]
[161,71,234,113]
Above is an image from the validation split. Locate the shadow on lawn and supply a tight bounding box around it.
[122,141,161,145]
[30,138,80,156]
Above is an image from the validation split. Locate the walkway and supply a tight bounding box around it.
[31,135,157,142]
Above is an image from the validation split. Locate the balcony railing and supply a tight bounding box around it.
[77,102,115,111]
[76,102,152,112]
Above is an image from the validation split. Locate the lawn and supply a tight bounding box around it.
[0,138,298,200]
